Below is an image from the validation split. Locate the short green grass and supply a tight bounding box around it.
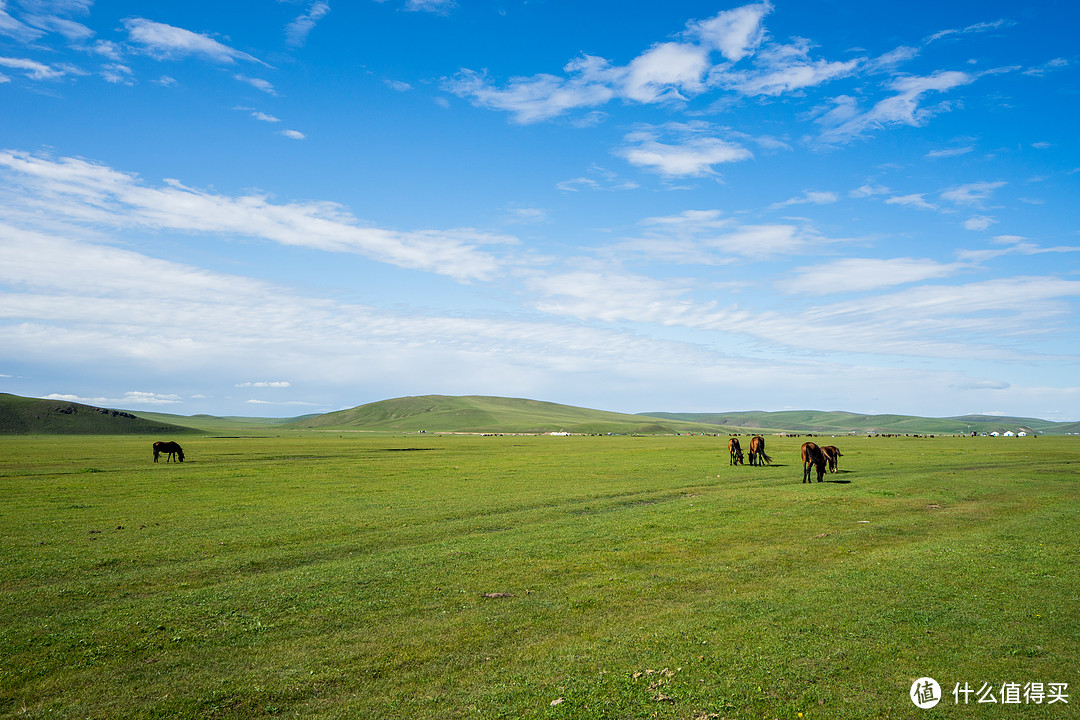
[1,434,1077,719]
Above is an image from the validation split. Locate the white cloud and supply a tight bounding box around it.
[957,238,1080,262]
[940,180,1006,208]
[251,111,280,123]
[616,124,752,177]
[0,6,44,42]
[101,63,133,84]
[43,391,183,406]
[927,19,1013,44]
[280,129,306,139]
[445,3,831,124]
[963,215,997,231]
[91,39,122,60]
[123,18,268,65]
[784,257,966,295]
[768,190,838,210]
[236,381,291,388]
[685,2,771,62]
[717,39,860,97]
[815,71,976,145]
[926,146,974,159]
[849,183,891,198]
[406,0,456,13]
[0,150,517,283]
[886,193,937,210]
[0,55,66,80]
[1023,58,1068,77]
[444,61,616,124]
[235,74,276,94]
[285,0,330,48]
[624,211,831,262]
[621,41,710,103]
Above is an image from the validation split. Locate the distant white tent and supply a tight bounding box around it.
[1003,431,1016,437]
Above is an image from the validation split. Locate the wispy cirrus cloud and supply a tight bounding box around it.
[926,18,1013,44]
[713,38,860,97]
[235,74,276,94]
[813,70,976,145]
[940,180,1006,208]
[0,150,516,282]
[0,55,68,80]
[285,1,330,48]
[123,18,269,66]
[615,209,835,264]
[783,257,967,295]
[767,189,838,210]
[886,193,938,210]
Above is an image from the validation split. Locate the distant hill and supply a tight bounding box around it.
[0,393,198,435]
[640,409,1073,436]
[3,391,1073,436]
[287,395,726,435]
[133,411,320,433]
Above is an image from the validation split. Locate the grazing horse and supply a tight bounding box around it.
[728,437,744,465]
[153,441,185,463]
[748,435,772,466]
[801,441,826,483]
[821,445,842,473]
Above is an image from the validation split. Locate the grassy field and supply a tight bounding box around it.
[1,433,1077,719]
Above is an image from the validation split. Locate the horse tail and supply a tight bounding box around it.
[760,451,772,464]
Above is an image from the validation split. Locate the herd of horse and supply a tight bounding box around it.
[728,435,842,482]
[152,436,844,482]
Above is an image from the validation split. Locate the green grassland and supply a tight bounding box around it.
[1,434,1077,719]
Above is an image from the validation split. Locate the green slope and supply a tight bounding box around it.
[640,409,1072,435]
[0,393,197,435]
[133,411,319,434]
[287,395,727,435]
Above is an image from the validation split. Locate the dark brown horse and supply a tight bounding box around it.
[801,441,826,483]
[728,437,744,465]
[821,445,842,473]
[153,441,185,463]
[748,435,771,466]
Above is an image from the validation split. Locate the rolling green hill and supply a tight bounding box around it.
[286,395,726,435]
[0,393,197,435]
[3,391,1074,436]
[133,411,319,434]
[640,409,1071,435]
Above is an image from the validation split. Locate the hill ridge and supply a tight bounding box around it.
[0,393,198,435]
[2,393,1076,435]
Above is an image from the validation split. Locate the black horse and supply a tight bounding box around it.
[153,441,185,463]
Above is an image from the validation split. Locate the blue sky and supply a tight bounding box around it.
[1,0,1078,420]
